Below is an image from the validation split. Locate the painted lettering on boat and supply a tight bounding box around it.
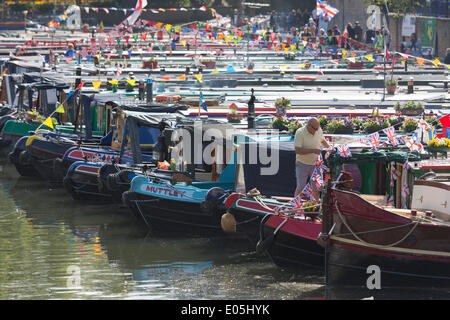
[145,185,186,198]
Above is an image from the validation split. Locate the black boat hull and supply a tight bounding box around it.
[326,239,450,289]
[122,191,226,236]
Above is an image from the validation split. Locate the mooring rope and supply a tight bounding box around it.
[333,200,420,248]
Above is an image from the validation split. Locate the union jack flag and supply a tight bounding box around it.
[336,144,352,157]
[367,132,381,150]
[316,1,339,20]
[301,182,313,200]
[311,169,324,189]
[316,154,328,173]
[383,126,398,144]
[289,195,304,210]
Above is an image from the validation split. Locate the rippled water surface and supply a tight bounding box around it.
[0,159,449,300]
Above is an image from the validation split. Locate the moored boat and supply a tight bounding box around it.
[319,151,450,288]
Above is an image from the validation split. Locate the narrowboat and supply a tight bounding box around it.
[63,106,182,200]
[319,151,450,288]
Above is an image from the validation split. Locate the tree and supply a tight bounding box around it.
[361,0,423,15]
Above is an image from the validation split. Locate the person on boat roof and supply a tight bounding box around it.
[294,118,330,200]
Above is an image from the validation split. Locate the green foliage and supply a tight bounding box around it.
[426,116,443,129]
[324,119,355,134]
[401,118,418,133]
[274,97,291,109]
[394,101,424,111]
[270,116,302,134]
[361,0,423,14]
[318,116,329,129]
[362,118,390,133]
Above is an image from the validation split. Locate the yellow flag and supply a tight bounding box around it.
[92,80,102,91]
[290,45,295,51]
[210,69,220,74]
[298,64,306,68]
[364,55,374,62]
[432,58,440,67]
[284,48,289,52]
[55,104,65,114]
[181,40,186,47]
[165,24,172,32]
[109,80,119,85]
[262,30,267,37]
[342,49,347,59]
[177,74,186,80]
[194,74,203,83]
[42,117,54,130]
[126,80,136,86]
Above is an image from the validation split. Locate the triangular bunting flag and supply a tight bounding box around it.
[194,74,203,83]
[92,81,102,91]
[55,104,65,114]
[42,117,54,130]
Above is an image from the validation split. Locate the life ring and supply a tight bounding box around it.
[296,76,317,81]
[155,95,182,102]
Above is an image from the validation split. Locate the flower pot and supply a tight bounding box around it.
[386,84,397,95]
[227,113,243,122]
[400,109,423,116]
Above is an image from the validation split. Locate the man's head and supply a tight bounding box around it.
[306,118,320,135]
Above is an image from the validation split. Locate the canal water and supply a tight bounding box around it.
[0,158,449,300]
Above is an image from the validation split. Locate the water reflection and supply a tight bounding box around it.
[2,159,449,299]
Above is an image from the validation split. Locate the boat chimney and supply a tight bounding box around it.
[138,80,145,101]
[146,79,153,103]
[247,88,255,130]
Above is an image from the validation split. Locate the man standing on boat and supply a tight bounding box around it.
[294,118,330,199]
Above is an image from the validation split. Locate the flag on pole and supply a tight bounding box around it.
[316,0,339,21]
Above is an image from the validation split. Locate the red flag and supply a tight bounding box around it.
[439,114,450,128]
[76,82,85,91]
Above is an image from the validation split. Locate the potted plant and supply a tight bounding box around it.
[274,97,291,117]
[401,118,418,133]
[362,117,390,134]
[142,57,158,69]
[324,119,354,134]
[385,79,398,94]
[394,101,424,116]
[270,116,291,132]
[226,108,243,123]
[388,115,404,128]
[427,138,450,152]
[425,116,443,129]
[287,118,303,134]
[318,116,330,130]
[82,24,89,33]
